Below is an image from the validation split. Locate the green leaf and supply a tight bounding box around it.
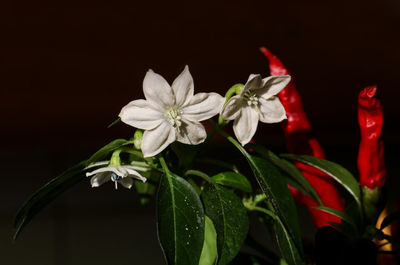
[281,154,361,212]
[199,216,218,265]
[313,206,356,227]
[248,156,303,254]
[13,138,133,240]
[201,183,249,265]
[212,172,252,193]
[221,134,304,264]
[86,138,133,164]
[274,216,305,265]
[250,145,322,205]
[381,210,400,230]
[157,164,205,265]
[107,117,121,128]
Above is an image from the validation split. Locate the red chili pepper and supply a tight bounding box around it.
[260,47,345,228]
[357,86,386,189]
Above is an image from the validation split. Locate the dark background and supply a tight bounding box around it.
[1,0,399,264]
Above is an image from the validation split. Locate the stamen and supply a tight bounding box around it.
[243,91,259,107]
[166,107,183,132]
[111,172,121,190]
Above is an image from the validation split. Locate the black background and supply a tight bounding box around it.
[1,0,399,264]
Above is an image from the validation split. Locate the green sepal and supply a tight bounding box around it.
[362,186,381,223]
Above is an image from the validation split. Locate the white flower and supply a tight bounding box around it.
[86,165,147,189]
[119,65,225,157]
[220,74,290,146]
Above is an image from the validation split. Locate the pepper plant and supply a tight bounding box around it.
[13,48,399,265]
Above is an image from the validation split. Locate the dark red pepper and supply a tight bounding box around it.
[357,86,386,189]
[260,47,345,228]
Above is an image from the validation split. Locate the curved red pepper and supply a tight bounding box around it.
[357,86,386,189]
[260,47,345,228]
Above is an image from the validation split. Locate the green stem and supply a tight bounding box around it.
[184,170,213,183]
[254,193,267,204]
[246,205,276,220]
[209,119,248,159]
[159,156,170,174]
[117,147,143,157]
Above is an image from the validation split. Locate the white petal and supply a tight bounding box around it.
[141,121,176,157]
[240,74,262,96]
[220,95,243,121]
[118,178,134,189]
[233,106,259,146]
[119,99,163,130]
[86,166,115,177]
[171,65,194,107]
[90,172,110,187]
[247,74,259,83]
[124,167,147,182]
[181,92,225,121]
[177,119,207,145]
[143,69,175,109]
[258,97,287,123]
[257,75,291,99]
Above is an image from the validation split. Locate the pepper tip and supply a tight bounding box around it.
[366,86,377,98]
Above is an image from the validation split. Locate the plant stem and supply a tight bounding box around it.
[184,169,213,183]
[159,156,170,174]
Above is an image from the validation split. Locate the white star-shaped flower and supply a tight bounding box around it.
[86,165,147,189]
[220,74,290,146]
[119,66,225,157]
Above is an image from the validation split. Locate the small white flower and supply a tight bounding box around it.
[221,74,290,146]
[119,65,225,157]
[86,165,146,189]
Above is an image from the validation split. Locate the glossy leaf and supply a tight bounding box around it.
[250,144,322,205]
[281,154,362,211]
[107,117,121,128]
[212,172,252,193]
[274,216,305,265]
[313,206,356,227]
[199,216,218,265]
[223,134,304,263]
[157,169,205,265]
[201,183,249,265]
[13,138,133,240]
[248,156,303,253]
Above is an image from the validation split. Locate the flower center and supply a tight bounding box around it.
[111,172,122,190]
[243,90,259,107]
[166,107,182,131]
